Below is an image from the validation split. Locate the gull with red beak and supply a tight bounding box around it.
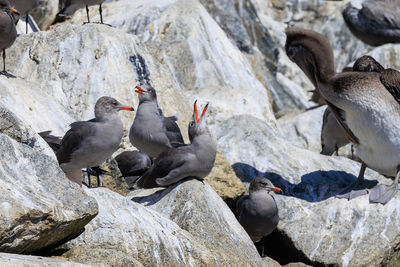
[57,96,134,186]
[129,84,184,159]
[9,0,39,34]
[236,177,281,256]
[0,0,19,78]
[136,100,217,188]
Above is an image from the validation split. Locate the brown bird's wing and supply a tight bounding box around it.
[380,68,400,105]
[56,121,97,164]
[362,0,400,29]
[39,131,62,153]
[136,146,190,189]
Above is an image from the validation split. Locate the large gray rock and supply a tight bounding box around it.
[0,103,98,254]
[215,114,400,266]
[0,253,98,267]
[130,179,267,267]
[61,188,215,267]
[31,0,59,30]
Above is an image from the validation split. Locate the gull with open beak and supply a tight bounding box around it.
[136,100,217,188]
[129,84,184,159]
[0,0,18,78]
[56,96,134,186]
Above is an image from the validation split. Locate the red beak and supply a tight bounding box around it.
[273,187,282,193]
[194,100,209,123]
[135,85,146,94]
[120,105,134,111]
[11,8,20,15]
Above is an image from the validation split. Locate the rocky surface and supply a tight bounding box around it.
[2,0,400,266]
[0,253,97,267]
[0,103,98,254]
[31,0,60,30]
[215,114,400,266]
[130,179,266,266]
[60,188,216,267]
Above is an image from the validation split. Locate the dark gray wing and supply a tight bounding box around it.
[115,151,151,177]
[163,116,184,143]
[236,195,247,218]
[326,102,360,145]
[56,121,97,164]
[39,131,62,153]
[380,68,400,104]
[136,147,189,189]
[362,0,400,29]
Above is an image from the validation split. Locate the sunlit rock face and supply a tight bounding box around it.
[3,0,400,266]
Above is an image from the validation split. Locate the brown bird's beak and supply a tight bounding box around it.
[135,85,146,94]
[194,100,209,123]
[11,8,20,16]
[120,105,134,111]
[273,187,282,193]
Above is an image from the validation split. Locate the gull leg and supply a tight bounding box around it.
[83,5,90,24]
[369,167,400,204]
[0,50,15,78]
[99,4,103,24]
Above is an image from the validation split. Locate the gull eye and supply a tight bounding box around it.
[190,121,195,127]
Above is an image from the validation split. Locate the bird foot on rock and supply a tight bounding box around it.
[369,183,398,204]
[336,179,378,200]
[0,71,16,78]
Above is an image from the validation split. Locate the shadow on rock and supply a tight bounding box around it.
[232,162,378,202]
[130,177,201,205]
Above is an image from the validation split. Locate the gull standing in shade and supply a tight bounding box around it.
[57,96,134,185]
[136,101,216,189]
[9,0,39,34]
[0,0,18,78]
[236,177,281,256]
[115,150,151,189]
[129,84,184,159]
[342,0,400,46]
[54,0,106,25]
[286,28,400,204]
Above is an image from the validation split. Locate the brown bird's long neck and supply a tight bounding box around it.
[285,28,336,86]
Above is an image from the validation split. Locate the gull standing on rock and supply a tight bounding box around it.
[9,0,39,34]
[342,0,400,46]
[54,0,106,25]
[57,96,134,186]
[236,177,281,256]
[0,0,18,78]
[286,28,400,204]
[129,84,184,159]
[136,101,217,189]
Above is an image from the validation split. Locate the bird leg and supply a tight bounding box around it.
[83,5,90,24]
[337,163,377,200]
[99,4,103,24]
[369,166,400,204]
[25,14,28,34]
[0,49,15,78]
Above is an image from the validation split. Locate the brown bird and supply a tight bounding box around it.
[342,0,400,46]
[286,28,400,204]
[0,0,18,78]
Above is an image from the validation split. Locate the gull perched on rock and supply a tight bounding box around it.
[286,28,400,204]
[9,0,39,33]
[0,0,18,78]
[129,84,184,159]
[57,96,134,186]
[236,177,281,256]
[136,101,216,189]
[54,0,106,25]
